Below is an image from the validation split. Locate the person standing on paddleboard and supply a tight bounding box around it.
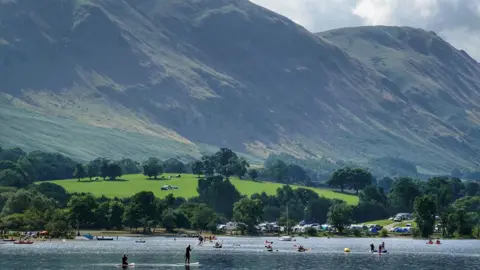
[122,254,128,266]
[185,245,193,264]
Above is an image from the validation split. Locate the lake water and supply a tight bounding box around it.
[1,237,479,269]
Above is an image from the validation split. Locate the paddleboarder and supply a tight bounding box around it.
[122,254,128,266]
[185,244,193,265]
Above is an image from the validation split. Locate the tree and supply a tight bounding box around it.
[377,177,394,192]
[413,195,436,238]
[162,209,177,233]
[125,191,157,233]
[197,175,241,219]
[67,194,98,233]
[327,202,352,233]
[465,182,479,197]
[116,158,141,174]
[73,164,86,181]
[107,163,122,180]
[189,204,217,230]
[85,158,106,180]
[0,169,29,188]
[142,158,163,179]
[109,201,125,230]
[359,185,387,206]
[305,197,332,223]
[163,158,186,173]
[388,177,422,212]
[31,182,70,207]
[233,198,264,234]
[248,169,259,181]
[327,168,351,193]
[100,160,110,180]
[191,161,204,177]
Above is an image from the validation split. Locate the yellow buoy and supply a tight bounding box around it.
[344,248,351,253]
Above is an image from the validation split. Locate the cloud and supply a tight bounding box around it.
[251,0,480,60]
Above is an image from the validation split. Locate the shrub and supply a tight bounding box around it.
[306,227,318,236]
[379,228,389,237]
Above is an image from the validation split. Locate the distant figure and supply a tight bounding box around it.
[185,245,193,264]
[198,236,204,246]
[122,254,128,266]
[378,244,382,254]
[381,242,385,250]
[370,243,375,252]
[117,236,119,240]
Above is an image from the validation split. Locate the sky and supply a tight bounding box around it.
[251,0,480,61]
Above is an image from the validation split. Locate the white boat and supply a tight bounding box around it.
[279,235,292,241]
[279,205,293,241]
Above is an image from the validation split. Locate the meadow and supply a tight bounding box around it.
[45,174,359,205]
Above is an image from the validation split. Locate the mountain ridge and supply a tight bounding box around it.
[1,0,480,174]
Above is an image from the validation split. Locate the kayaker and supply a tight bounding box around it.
[436,238,441,244]
[122,254,128,266]
[370,243,375,252]
[185,244,192,264]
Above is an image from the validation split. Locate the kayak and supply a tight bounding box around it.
[214,245,222,249]
[135,240,146,243]
[97,237,114,241]
[372,250,388,253]
[3,239,15,242]
[117,263,135,268]
[14,241,33,244]
[266,248,273,252]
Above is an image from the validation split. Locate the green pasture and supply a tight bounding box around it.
[44,174,358,205]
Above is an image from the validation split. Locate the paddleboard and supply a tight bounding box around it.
[117,263,135,268]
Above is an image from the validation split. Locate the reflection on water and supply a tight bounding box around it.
[1,237,479,269]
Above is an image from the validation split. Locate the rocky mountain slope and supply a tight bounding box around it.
[1,0,479,173]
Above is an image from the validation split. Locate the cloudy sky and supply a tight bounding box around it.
[251,0,480,60]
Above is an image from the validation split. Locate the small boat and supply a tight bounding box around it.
[279,236,292,241]
[3,238,16,242]
[214,245,222,249]
[14,240,33,244]
[265,240,274,244]
[135,240,146,243]
[372,250,388,253]
[97,237,114,241]
[266,247,273,252]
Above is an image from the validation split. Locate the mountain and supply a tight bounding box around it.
[1,0,479,174]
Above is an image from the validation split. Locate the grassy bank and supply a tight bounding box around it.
[42,174,359,205]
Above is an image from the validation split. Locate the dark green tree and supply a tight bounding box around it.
[142,157,163,179]
[327,202,352,233]
[233,198,264,234]
[465,182,479,197]
[162,158,186,173]
[162,209,177,233]
[388,177,422,212]
[191,160,204,177]
[305,197,332,223]
[248,169,259,181]
[197,175,241,219]
[107,163,122,180]
[413,195,436,238]
[0,169,28,188]
[73,164,86,181]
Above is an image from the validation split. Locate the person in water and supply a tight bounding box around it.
[370,243,375,252]
[185,245,192,264]
[381,242,385,250]
[378,244,382,253]
[122,254,128,266]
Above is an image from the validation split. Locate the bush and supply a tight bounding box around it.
[306,227,318,236]
[379,228,389,237]
[352,228,362,237]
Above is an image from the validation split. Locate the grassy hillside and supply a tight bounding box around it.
[2,0,480,174]
[44,173,359,205]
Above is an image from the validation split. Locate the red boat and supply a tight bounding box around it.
[14,240,33,244]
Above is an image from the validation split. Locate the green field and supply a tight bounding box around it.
[44,174,358,205]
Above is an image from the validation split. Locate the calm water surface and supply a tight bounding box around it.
[1,237,479,269]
